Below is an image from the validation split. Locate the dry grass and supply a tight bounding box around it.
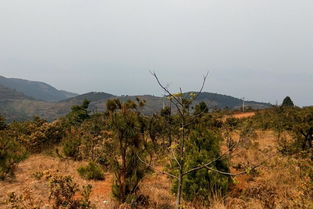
[212,130,313,209]
[0,130,312,209]
[139,166,176,209]
[222,112,256,122]
[0,155,117,209]
[139,130,312,209]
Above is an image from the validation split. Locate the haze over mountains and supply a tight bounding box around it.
[0,75,271,121]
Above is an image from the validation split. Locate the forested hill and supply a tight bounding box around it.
[0,75,77,102]
[0,76,271,121]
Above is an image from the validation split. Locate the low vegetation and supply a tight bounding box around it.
[0,88,312,208]
[0,130,27,180]
[78,162,105,180]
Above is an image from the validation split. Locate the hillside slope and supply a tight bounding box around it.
[0,85,32,101]
[0,76,78,102]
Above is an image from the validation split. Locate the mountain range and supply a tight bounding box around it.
[0,75,272,121]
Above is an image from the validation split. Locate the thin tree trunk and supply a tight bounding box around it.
[176,172,183,209]
[176,120,185,209]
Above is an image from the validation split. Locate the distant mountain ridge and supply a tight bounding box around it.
[0,76,78,102]
[60,92,114,103]
[185,92,270,110]
[0,76,272,121]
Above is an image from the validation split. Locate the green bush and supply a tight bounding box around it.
[224,117,239,128]
[0,115,7,130]
[77,162,105,180]
[170,127,231,202]
[0,131,27,180]
[282,96,294,107]
[9,119,65,153]
[62,125,111,164]
[63,135,82,160]
[107,98,148,203]
[65,99,90,126]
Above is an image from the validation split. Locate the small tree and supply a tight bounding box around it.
[66,99,90,126]
[147,114,163,148]
[150,73,258,208]
[160,106,174,146]
[194,101,209,115]
[62,129,82,160]
[282,96,294,107]
[107,99,148,203]
[293,107,313,149]
[172,127,230,202]
[0,115,7,130]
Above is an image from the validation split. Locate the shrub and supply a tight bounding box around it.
[6,175,94,209]
[77,162,105,180]
[63,134,82,160]
[107,99,148,203]
[16,120,64,153]
[0,131,27,180]
[0,114,7,130]
[65,99,90,126]
[6,190,39,209]
[281,96,294,107]
[170,127,231,202]
[62,125,111,165]
[49,175,94,209]
[224,117,239,128]
[32,171,44,180]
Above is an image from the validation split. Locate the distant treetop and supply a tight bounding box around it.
[282,96,294,107]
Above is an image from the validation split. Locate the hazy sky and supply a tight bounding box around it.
[1,0,313,106]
